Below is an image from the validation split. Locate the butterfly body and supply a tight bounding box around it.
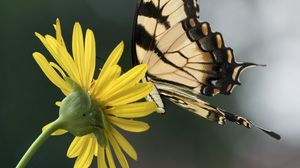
[132,0,280,140]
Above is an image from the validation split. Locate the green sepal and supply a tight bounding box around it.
[64,77,82,92]
[94,129,106,147]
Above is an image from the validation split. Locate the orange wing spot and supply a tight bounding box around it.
[201,23,209,36]
[212,88,220,96]
[216,34,223,49]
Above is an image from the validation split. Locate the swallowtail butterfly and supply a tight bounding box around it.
[132,0,280,140]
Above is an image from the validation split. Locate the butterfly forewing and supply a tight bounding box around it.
[134,0,249,97]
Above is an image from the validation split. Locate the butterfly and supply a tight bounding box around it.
[131,0,280,140]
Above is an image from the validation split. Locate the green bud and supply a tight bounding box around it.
[57,78,106,139]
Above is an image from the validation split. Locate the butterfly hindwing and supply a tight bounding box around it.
[153,80,226,125]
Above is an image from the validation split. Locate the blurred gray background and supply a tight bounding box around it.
[1,0,299,167]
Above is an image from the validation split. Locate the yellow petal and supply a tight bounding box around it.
[49,62,66,78]
[35,33,69,75]
[84,29,96,89]
[54,18,66,47]
[55,101,61,107]
[38,33,80,84]
[42,122,67,136]
[45,35,81,84]
[107,132,129,168]
[97,145,107,168]
[74,137,95,168]
[93,65,121,98]
[103,82,153,106]
[105,102,156,118]
[67,136,88,158]
[94,141,98,156]
[101,64,147,98]
[72,22,84,81]
[33,52,70,94]
[105,140,116,168]
[108,116,150,132]
[110,127,137,160]
[101,41,124,74]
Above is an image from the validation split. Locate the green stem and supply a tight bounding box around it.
[16,119,63,168]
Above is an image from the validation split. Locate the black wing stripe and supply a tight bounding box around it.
[139,0,170,29]
[135,25,156,52]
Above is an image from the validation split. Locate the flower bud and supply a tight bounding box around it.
[58,79,105,137]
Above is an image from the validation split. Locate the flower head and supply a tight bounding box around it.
[33,19,156,168]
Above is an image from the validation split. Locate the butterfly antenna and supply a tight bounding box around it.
[222,111,281,140]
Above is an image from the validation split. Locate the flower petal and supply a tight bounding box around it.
[37,33,81,85]
[72,22,85,83]
[45,35,81,84]
[35,33,70,78]
[84,29,96,89]
[97,145,107,168]
[101,41,124,74]
[74,137,95,168]
[101,64,147,98]
[105,139,116,168]
[53,18,66,47]
[107,132,129,168]
[94,141,98,156]
[49,62,66,78]
[42,122,67,136]
[105,102,156,118]
[67,136,88,158]
[33,52,70,94]
[55,101,61,107]
[108,116,150,132]
[110,126,137,160]
[93,65,121,98]
[103,82,153,106]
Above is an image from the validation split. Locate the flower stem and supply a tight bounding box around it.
[16,119,63,168]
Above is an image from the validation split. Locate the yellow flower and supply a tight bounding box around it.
[33,19,156,168]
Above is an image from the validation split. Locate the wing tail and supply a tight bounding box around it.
[222,111,281,140]
[155,81,281,140]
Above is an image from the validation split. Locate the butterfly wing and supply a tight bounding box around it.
[132,0,280,139]
[153,80,226,125]
[154,81,280,140]
[132,0,251,112]
[133,0,254,97]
